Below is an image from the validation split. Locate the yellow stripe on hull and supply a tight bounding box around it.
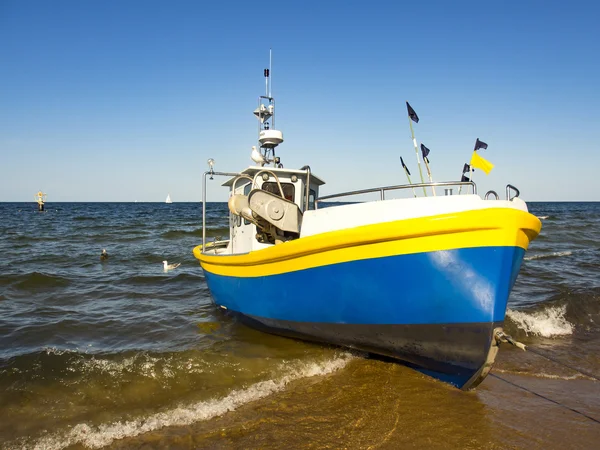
[194,208,541,278]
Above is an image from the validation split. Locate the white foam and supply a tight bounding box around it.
[44,347,82,356]
[506,305,574,337]
[68,352,240,381]
[537,215,549,220]
[493,368,589,380]
[22,353,353,450]
[70,354,168,379]
[524,250,572,261]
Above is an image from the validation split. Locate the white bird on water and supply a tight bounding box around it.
[163,260,181,272]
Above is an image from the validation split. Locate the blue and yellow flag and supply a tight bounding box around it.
[470,151,494,174]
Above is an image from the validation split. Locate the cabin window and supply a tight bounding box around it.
[261,182,295,202]
[304,189,317,211]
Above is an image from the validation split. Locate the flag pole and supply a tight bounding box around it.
[462,138,490,194]
[420,144,436,196]
[408,117,427,195]
[406,102,426,196]
[400,157,416,198]
[458,163,470,195]
[423,158,436,196]
[468,141,476,189]
[469,165,473,190]
[471,138,488,185]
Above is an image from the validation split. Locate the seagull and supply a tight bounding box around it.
[251,146,266,166]
[163,260,181,271]
[100,249,109,261]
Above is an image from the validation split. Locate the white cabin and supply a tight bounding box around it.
[223,166,325,254]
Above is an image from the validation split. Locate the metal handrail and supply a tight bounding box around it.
[252,170,285,198]
[202,170,243,252]
[231,174,255,194]
[300,165,311,212]
[316,181,477,205]
[485,190,499,200]
[202,174,479,250]
[506,184,520,201]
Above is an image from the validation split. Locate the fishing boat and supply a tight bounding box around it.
[193,61,541,390]
[165,194,172,204]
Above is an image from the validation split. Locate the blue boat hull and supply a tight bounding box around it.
[203,246,526,388]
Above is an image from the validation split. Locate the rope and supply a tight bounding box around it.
[490,373,600,425]
[497,331,600,382]
[491,332,600,425]
[526,346,600,383]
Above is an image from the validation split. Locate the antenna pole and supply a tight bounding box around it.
[269,48,272,98]
[265,69,268,97]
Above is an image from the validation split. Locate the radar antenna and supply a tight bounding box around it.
[252,49,283,167]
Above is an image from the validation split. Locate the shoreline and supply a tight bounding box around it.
[106,353,600,450]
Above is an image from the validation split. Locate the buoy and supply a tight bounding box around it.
[35,190,47,212]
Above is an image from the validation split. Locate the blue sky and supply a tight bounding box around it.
[1,0,599,202]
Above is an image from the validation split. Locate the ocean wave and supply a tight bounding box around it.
[67,352,220,380]
[506,305,574,337]
[16,354,353,450]
[524,250,573,261]
[44,347,83,356]
[73,216,97,221]
[160,227,229,240]
[9,235,47,242]
[205,227,231,237]
[120,273,200,285]
[1,346,219,383]
[537,215,549,220]
[11,272,71,290]
[492,368,590,381]
[160,229,204,239]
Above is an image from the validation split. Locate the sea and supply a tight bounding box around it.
[0,201,599,449]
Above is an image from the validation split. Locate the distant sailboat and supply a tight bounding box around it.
[166,194,173,204]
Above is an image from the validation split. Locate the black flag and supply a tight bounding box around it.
[406,102,419,123]
[461,174,470,182]
[400,157,411,176]
[462,163,471,174]
[420,144,430,160]
[474,138,488,151]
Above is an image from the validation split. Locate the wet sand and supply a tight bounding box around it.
[105,349,600,450]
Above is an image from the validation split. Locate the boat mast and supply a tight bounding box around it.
[253,49,283,168]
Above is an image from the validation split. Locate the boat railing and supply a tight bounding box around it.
[506,184,520,201]
[299,165,311,212]
[202,170,243,253]
[315,181,477,206]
